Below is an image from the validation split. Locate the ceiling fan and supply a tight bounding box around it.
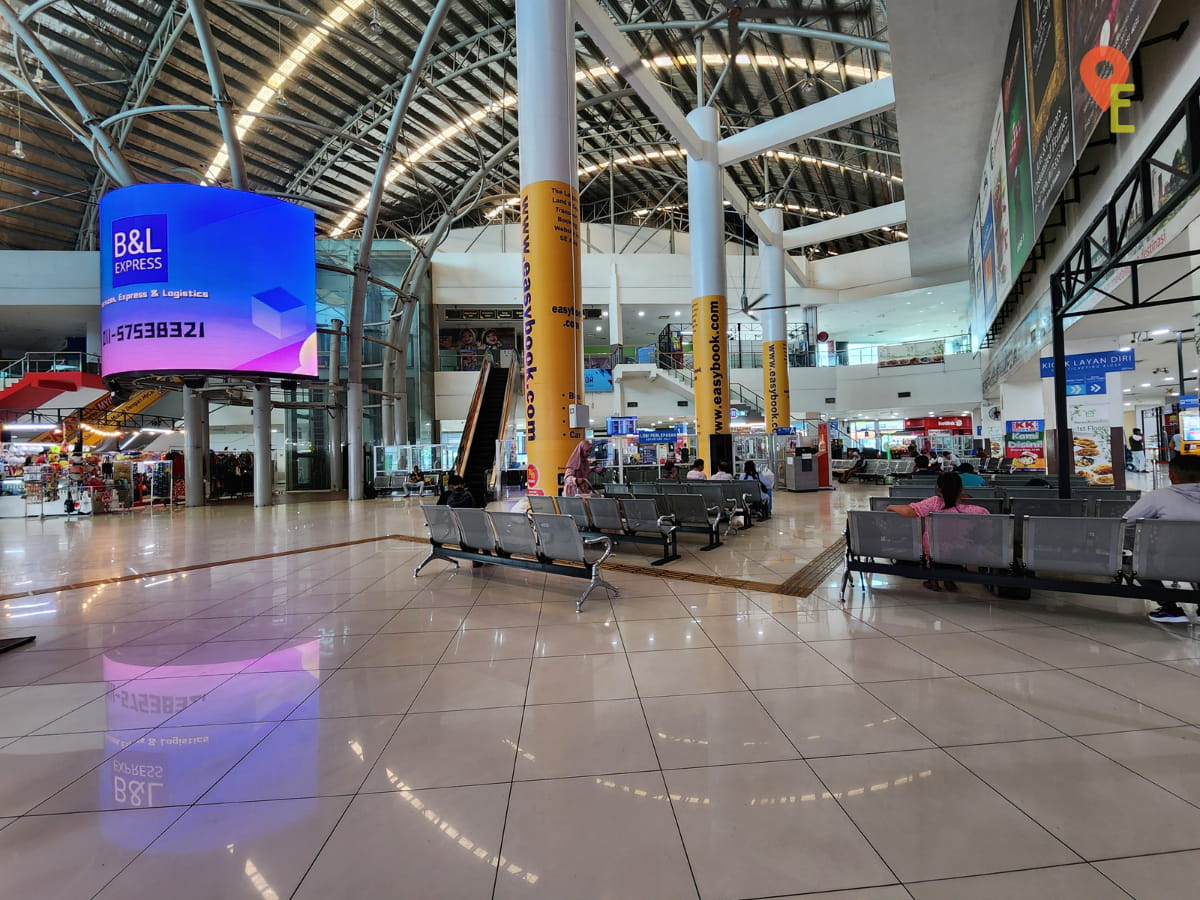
[693,1,803,56]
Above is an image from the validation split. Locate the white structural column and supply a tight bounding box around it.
[516,0,585,496]
[253,382,272,507]
[759,208,791,433]
[328,319,344,493]
[687,106,731,465]
[183,387,205,508]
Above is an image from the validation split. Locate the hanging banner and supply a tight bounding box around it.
[1005,419,1047,470]
[878,339,946,368]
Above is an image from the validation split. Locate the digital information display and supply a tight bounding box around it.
[607,416,637,435]
[100,183,317,378]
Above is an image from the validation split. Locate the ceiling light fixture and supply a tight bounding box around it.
[1118,346,1131,352]
[1151,328,1171,335]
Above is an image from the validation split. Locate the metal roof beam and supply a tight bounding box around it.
[718,76,895,167]
[574,0,705,160]
[781,200,905,249]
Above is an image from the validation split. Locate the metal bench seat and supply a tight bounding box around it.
[663,492,722,550]
[414,506,618,611]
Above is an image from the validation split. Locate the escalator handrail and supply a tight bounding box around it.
[454,357,494,477]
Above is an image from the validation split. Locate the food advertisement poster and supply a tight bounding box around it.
[877,339,946,368]
[1005,419,1047,470]
[1069,402,1114,484]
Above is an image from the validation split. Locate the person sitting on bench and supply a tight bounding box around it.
[1124,454,1200,624]
[885,472,990,592]
[437,474,476,509]
[405,466,426,498]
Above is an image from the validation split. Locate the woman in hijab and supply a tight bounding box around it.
[562,438,594,497]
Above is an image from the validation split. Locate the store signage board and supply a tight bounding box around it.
[1066,375,1107,396]
[1039,350,1134,378]
[1181,395,1199,410]
[638,430,680,444]
[100,183,317,379]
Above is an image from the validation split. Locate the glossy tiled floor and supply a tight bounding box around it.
[1,484,1199,899]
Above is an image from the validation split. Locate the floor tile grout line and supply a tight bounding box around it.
[288,567,497,900]
[859,623,1200,858]
[612,611,706,900]
[694,621,915,891]
[486,576,555,900]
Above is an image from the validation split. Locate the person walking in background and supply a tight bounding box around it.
[1129,428,1147,472]
[686,459,707,480]
[1124,454,1200,623]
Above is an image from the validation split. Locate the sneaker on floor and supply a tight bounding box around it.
[1148,606,1190,624]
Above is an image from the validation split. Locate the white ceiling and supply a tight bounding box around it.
[890,0,1018,276]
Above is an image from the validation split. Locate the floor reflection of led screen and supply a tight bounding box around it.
[101,640,320,848]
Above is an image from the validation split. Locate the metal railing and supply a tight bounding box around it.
[0,352,101,381]
[653,352,766,415]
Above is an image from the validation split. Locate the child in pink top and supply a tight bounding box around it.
[885,472,989,591]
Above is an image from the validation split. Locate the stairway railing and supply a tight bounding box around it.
[653,352,766,416]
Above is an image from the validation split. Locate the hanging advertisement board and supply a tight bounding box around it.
[1024,0,1076,225]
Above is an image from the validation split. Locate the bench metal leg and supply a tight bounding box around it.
[651,534,680,566]
[839,565,853,604]
[701,527,721,551]
[578,566,620,611]
[414,549,459,577]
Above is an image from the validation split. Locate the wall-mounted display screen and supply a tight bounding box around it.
[100,183,317,378]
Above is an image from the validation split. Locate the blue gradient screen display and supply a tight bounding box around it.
[100,183,317,377]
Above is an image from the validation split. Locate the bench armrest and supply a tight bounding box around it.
[582,534,614,565]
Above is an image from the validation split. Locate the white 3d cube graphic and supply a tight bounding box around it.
[251,287,308,338]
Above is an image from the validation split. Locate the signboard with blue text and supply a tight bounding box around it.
[100,183,317,378]
[1039,349,1134,378]
[1066,374,1107,396]
[1181,395,1198,410]
[638,430,680,444]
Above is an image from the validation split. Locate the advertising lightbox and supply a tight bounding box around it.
[100,183,317,378]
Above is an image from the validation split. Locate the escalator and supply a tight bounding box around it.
[455,359,514,505]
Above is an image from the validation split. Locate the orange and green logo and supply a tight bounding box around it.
[1080,45,1135,133]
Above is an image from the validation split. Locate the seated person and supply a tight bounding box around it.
[686,459,707,480]
[885,472,990,592]
[1123,454,1200,624]
[941,451,958,470]
[839,449,864,484]
[743,460,773,516]
[911,454,935,477]
[710,460,735,481]
[661,460,679,481]
[957,463,986,487]
[437,474,476,509]
[405,465,426,497]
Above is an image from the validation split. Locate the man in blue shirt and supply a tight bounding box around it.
[957,463,986,487]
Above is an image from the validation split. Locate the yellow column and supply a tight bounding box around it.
[759,208,791,432]
[516,0,584,495]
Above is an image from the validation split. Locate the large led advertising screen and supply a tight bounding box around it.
[100,183,317,378]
